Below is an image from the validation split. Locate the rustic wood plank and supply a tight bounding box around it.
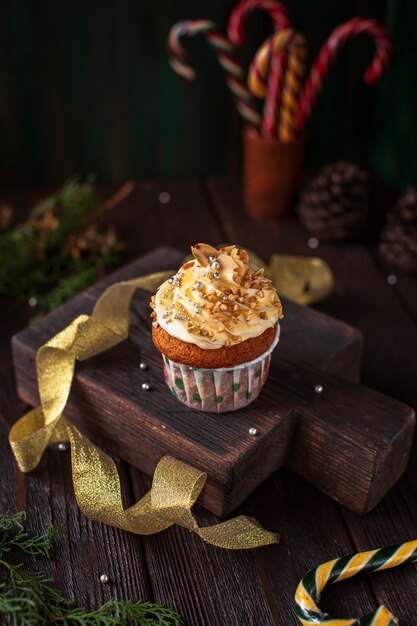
[375,262,417,332]
[98,179,223,262]
[205,177,417,624]
[0,368,152,610]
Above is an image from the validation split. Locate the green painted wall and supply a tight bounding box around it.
[0,0,414,190]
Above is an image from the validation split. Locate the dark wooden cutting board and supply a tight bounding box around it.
[12,247,415,517]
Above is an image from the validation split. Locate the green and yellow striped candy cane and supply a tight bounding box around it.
[295,540,417,625]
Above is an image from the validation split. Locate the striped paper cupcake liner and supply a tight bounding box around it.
[162,327,280,413]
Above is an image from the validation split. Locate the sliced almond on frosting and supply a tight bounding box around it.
[198,242,219,256]
[191,246,208,266]
[191,243,220,266]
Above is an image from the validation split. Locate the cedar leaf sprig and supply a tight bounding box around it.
[0,177,125,314]
[0,512,183,626]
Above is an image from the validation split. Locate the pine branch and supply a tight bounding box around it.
[0,512,183,626]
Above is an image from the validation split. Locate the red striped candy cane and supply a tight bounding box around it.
[228,0,291,137]
[295,18,392,133]
[167,19,262,128]
[228,0,289,46]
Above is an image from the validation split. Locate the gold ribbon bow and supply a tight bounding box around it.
[9,271,278,550]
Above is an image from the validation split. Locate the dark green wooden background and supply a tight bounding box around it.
[0,0,415,190]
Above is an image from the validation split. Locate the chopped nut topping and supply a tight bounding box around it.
[153,243,283,343]
[239,249,249,263]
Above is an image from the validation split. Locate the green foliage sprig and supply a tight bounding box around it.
[0,512,183,626]
[0,177,125,314]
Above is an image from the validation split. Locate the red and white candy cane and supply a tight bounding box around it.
[167,19,261,128]
[295,18,392,133]
[228,0,289,46]
[228,0,291,137]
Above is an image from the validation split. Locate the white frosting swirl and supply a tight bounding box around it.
[153,244,283,349]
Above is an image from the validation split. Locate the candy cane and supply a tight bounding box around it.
[248,29,307,141]
[167,19,261,128]
[295,18,392,133]
[262,54,287,137]
[295,539,417,625]
[228,0,289,46]
[228,0,290,137]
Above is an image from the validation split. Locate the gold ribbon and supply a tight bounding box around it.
[268,254,334,306]
[9,271,278,550]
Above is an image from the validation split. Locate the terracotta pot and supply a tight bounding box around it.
[243,127,307,218]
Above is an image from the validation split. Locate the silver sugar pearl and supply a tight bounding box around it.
[248,427,258,436]
[208,256,215,262]
[211,260,220,269]
[213,272,220,280]
[57,442,67,452]
[314,384,324,394]
[168,278,173,284]
[195,281,201,288]
[28,297,38,307]
[223,295,228,301]
[158,191,171,204]
[139,362,148,371]
[308,237,319,249]
[387,274,398,285]
[141,382,151,391]
[100,574,110,584]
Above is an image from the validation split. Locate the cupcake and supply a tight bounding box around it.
[150,243,283,412]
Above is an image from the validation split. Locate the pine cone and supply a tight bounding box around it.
[297,161,369,241]
[379,187,417,273]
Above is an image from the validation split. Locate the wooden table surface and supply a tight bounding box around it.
[1,178,417,626]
